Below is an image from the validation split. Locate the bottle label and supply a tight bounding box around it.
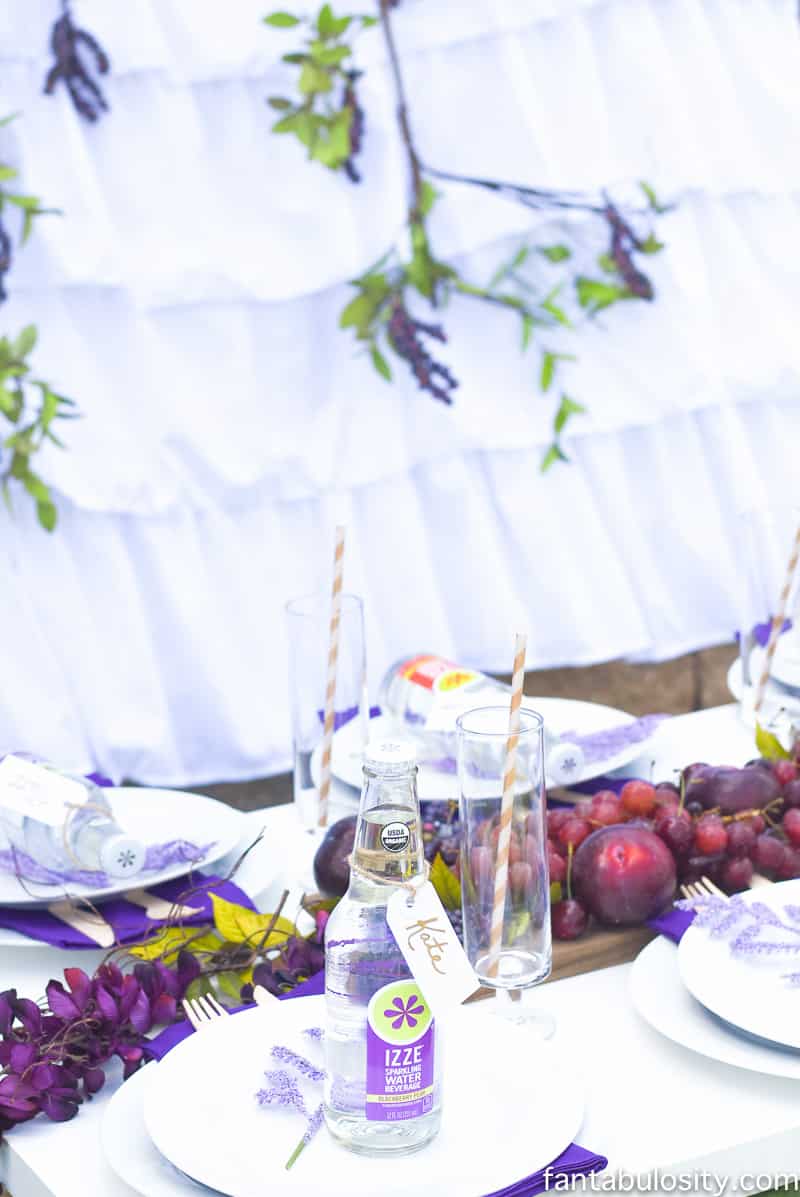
[365,980,435,1122]
[380,821,410,853]
[395,655,498,733]
[0,756,88,827]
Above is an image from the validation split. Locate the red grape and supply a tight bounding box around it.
[574,799,594,820]
[657,814,693,858]
[591,798,625,827]
[746,814,766,835]
[753,833,785,876]
[776,846,800,881]
[783,780,800,810]
[621,780,657,817]
[726,822,757,859]
[551,898,588,940]
[547,809,571,838]
[719,857,753,894]
[773,760,798,787]
[510,861,533,897]
[558,817,592,850]
[693,814,728,856]
[784,808,800,847]
[547,850,566,884]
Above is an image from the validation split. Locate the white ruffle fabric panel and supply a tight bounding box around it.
[0,0,797,781]
[0,395,797,785]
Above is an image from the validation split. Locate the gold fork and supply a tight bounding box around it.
[680,871,774,902]
[182,994,229,1030]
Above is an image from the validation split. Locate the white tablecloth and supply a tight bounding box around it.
[0,1,798,783]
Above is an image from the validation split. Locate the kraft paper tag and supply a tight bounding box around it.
[0,756,88,827]
[386,882,480,1016]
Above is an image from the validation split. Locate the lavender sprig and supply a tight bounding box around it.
[285,1104,324,1171]
[255,1069,307,1116]
[678,894,800,985]
[271,1044,325,1082]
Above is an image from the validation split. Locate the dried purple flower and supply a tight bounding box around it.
[256,1068,307,1115]
[271,1044,325,1082]
[303,1027,324,1042]
[342,72,365,184]
[388,297,458,404]
[43,0,110,123]
[678,893,800,985]
[285,1104,324,1171]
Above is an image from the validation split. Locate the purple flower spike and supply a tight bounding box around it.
[271,1045,325,1082]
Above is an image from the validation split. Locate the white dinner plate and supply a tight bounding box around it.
[727,654,800,726]
[141,997,584,1197]
[630,936,800,1080]
[677,879,800,1052]
[0,787,244,908]
[314,702,657,800]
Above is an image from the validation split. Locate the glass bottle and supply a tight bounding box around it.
[0,755,145,879]
[379,653,584,785]
[324,739,442,1155]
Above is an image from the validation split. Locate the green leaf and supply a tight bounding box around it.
[510,245,530,270]
[340,294,379,339]
[267,96,292,110]
[217,970,248,1004]
[264,11,301,27]
[316,4,351,37]
[639,181,669,214]
[575,276,629,312]
[23,471,51,503]
[554,393,586,436]
[521,312,534,352]
[597,253,617,275]
[211,894,296,947]
[755,722,790,761]
[298,61,333,95]
[281,51,307,64]
[370,344,391,382]
[430,853,462,911]
[540,442,568,473]
[310,108,352,168]
[539,244,571,264]
[0,113,21,129]
[360,14,378,27]
[12,324,36,359]
[639,232,664,255]
[418,180,440,218]
[541,287,569,327]
[0,165,19,183]
[128,926,220,963]
[311,43,350,67]
[36,498,58,533]
[540,350,557,393]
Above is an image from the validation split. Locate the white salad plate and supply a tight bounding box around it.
[132,997,584,1197]
[314,702,659,800]
[677,879,800,1052]
[727,652,800,726]
[0,787,244,909]
[630,935,800,1080]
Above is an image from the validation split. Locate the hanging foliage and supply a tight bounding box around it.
[43,0,111,123]
[0,116,77,531]
[263,2,672,469]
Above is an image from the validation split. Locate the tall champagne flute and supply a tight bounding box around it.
[457,706,555,1035]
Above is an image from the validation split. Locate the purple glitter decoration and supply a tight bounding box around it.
[563,714,669,765]
[0,840,213,888]
[303,1027,324,1042]
[271,1044,325,1082]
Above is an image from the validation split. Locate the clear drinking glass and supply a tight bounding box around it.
[457,706,554,1033]
[738,505,800,732]
[286,592,368,832]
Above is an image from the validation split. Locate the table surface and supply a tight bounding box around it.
[3,703,797,1197]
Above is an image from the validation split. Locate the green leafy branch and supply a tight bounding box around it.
[0,114,57,303]
[264,1,672,470]
[0,326,78,531]
[265,5,376,179]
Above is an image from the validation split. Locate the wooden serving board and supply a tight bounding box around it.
[466,922,657,1003]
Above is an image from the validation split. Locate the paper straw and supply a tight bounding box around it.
[488,632,527,976]
[754,521,800,715]
[317,526,345,828]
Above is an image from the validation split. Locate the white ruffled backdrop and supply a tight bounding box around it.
[0,0,798,784]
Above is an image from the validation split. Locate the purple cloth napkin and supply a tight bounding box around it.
[145,972,607,1193]
[0,875,255,950]
[647,906,695,943]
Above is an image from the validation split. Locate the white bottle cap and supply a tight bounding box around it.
[546,741,585,786]
[364,739,417,771]
[100,835,146,879]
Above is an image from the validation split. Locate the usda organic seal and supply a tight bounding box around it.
[380,821,411,853]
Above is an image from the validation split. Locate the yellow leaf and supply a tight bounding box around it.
[755,722,790,761]
[128,927,220,963]
[210,895,295,947]
[429,853,462,911]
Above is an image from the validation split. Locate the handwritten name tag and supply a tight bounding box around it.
[386,882,480,1016]
[0,756,88,827]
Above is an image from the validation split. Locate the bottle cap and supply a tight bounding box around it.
[364,739,417,771]
[99,835,146,879]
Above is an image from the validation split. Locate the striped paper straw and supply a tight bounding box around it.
[754,520,800,715]
[317,526,346,828]
[488,632,527,976]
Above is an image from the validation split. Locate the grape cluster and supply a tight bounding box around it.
[445,907,463,944]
